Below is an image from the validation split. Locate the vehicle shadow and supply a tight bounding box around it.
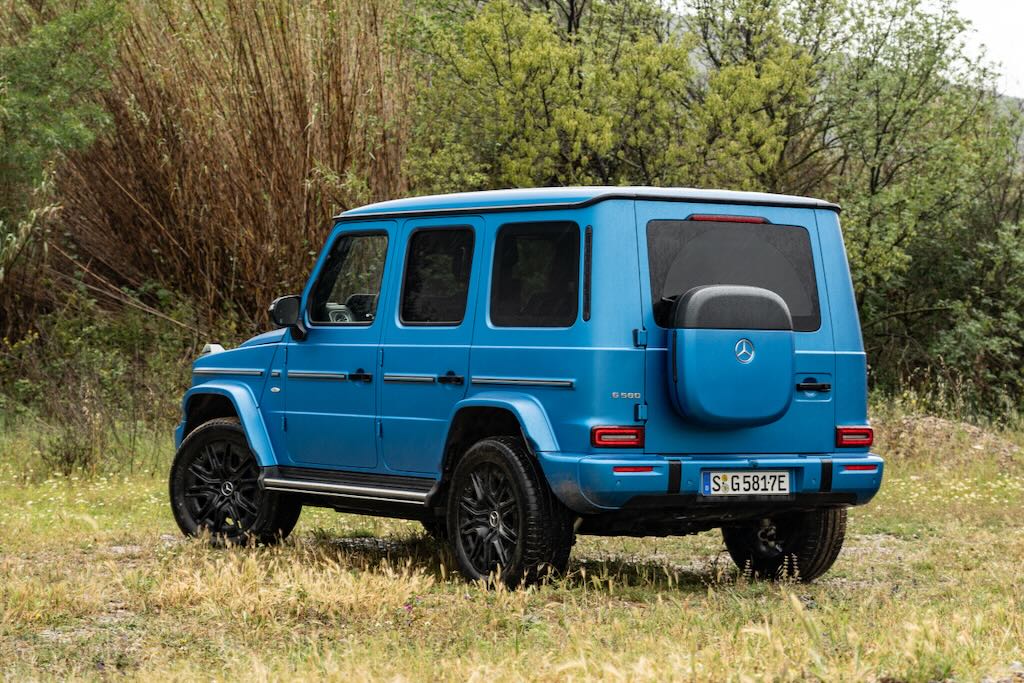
[302,532,733,592]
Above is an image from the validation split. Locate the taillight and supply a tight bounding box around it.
[836,426,874,448]
[591,426,645,448]
[687,214,768,224]
[844,464,878,472]
[612,465,654,473]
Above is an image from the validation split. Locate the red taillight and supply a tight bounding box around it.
[591,426,645,448]
[836,426,874,448]
[687,214,768,224]
[844,464,878,472]
[612,465,654,473]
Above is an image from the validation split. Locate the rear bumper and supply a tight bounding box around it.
[538,451,884,514]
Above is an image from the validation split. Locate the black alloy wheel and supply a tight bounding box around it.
[170,418,301,544]
[182,435,262,535]
[447,436,574,587]
[456,463,521,573]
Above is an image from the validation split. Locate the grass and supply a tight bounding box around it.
[2,412,1024,681]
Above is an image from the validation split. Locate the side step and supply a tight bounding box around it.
[260,466,436,506]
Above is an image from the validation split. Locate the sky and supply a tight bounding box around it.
[952,0,1024,99]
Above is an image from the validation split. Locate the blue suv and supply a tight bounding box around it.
[170,187,883,585]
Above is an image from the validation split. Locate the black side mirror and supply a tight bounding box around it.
[269,295,307,340]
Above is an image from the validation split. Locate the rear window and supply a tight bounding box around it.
[400,227,474,325]
[647,220,821,331]
[491,222,580,327]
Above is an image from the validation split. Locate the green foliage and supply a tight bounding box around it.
[411,0,1024,414]
[0,0,1022,474]
[0,1,118,219]
[408,0,697,190]
[929,223,1024,411]
[0,291,197,474]
[0,0,119,332]
[827,0,991,296]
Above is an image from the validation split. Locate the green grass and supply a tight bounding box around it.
[1,413,1023,681]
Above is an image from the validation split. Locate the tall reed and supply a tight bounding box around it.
[58,0,414,331]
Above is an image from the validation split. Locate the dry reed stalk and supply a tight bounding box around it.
[57,0,415,331]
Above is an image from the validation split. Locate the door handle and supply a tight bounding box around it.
[796,382,831,393]
[437,371,464,385]
[349,368,373,383]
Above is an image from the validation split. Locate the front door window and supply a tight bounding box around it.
[309,233,388,325]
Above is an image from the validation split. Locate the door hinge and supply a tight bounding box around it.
[282,415,287,432]
[378,348,384,366]
[376,419,383,438]
[633,328,648,348]
[634,403,648,422]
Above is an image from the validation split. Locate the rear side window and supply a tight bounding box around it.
[491,222,580,327]
[647,220,821,331]
[400,227,474,325]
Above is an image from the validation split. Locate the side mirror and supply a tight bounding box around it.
[268,295,307,340]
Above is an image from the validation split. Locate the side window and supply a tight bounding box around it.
[491,222,580,328]
[400,227,475,325]
[309,232,388,324]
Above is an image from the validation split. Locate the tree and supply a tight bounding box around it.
[0,0,119,331]
[408,0,697,191]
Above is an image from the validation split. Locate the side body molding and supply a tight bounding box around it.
[449,391,560,454]
[176,381,279,467]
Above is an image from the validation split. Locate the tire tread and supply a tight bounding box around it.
[722,507,846,582]
[447,435,575,586]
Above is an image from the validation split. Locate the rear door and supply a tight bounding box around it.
[635,201,836,454]
[378,217,483,474]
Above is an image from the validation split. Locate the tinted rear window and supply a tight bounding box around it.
[491,222,580,327]
[400,227,474,325]
[647,220,820,331]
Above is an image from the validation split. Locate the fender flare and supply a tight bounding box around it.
[179,381,278,467]
[447,391,560,453]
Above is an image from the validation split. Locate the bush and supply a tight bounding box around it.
[0,292,202,474]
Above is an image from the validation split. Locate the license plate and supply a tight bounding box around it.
[701,470,791,496]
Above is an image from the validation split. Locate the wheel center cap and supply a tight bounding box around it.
[488,510,500,528]
[220,481,235,496]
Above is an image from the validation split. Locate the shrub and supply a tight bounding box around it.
[0,292,201,474]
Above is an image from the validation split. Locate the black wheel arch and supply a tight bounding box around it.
[183,393,239,440]
[431,406,534,510]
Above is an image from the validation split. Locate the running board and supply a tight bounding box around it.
[260,466,435,506]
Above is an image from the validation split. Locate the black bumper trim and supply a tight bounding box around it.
[667,459,682,494]
[821,459,833,492]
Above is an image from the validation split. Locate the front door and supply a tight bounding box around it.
[283,222,395,468]
[379,217,482,474]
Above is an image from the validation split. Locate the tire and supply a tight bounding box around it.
[420,518,448,542]
[169,417,301,544]
[722,507,846,582]
[446,436,575,587]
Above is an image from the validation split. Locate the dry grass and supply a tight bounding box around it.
[2,413,1024,681]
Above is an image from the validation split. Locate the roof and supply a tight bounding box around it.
[338,186,840,220]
